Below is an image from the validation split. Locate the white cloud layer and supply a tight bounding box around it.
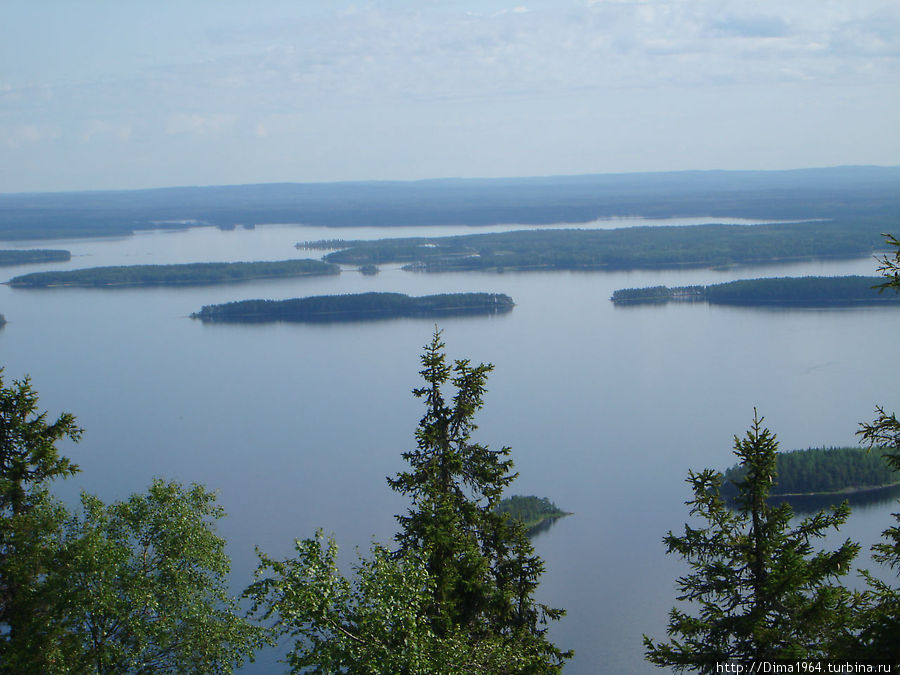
[0,0,897,191]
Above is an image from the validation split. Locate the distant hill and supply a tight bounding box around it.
[1,166,898,240]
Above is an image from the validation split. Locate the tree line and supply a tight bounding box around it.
[7,259,338,288]
[0,249,70,267]
[612,276,900,306]
[192,292,515,323]
[721,446,900,497]
[321,219,892,272]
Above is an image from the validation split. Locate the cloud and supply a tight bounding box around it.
[79,119,133,143]
[710,14,790,38]
[164,113,236,137]
[1,123,61,148]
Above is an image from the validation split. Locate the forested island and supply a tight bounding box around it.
[6,259,338,288]
[611,276,899,306]
[495,495,571,534]
[721,447,900,498]
[318,219,891,272]
[0,249,70,266]
[191,292,514,323]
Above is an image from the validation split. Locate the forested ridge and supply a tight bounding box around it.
[192,292,515,323]
[6,259,338,288]
[1,166,897,240]
[611,276,900,306]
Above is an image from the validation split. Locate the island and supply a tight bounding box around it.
[0,249,70,266]
[6,259,338,288]
[721,447,900,499]
[317,219,893,273]
[0,313,5,327]
[191,292,515,323]
[611,276,900,307]
[495,496,571,535]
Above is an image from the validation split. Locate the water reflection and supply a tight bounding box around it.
[775,483,900,515]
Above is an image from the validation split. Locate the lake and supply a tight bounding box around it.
[1,219,898,673]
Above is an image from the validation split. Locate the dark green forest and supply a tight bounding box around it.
[6,259,338,288]
[320,219,891,272]
[612,276,900,306]
[721,447,900,497]
[192,292,514,323]
[0,249,70,266]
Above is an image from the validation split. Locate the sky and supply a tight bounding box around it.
[1,0,898,193]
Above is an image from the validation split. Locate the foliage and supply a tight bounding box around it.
[193,292,514,323]
[0,371,263,673]
[644,412,859,671]
[0,369,82,668]
[7,259,338,288]
[495,495,570,532]
[612,276,900,306]
[9,481,265,674]
[721,446,900,497]
[247,532,556,674]
[388,330,569,669]
[249,330,569,672]
[848,233,900,665]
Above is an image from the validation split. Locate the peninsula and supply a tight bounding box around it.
[318,220,892,273]
[191,292,514,323]
[6,259,338,288]
[495,495,571,534]
[611,276,900,307]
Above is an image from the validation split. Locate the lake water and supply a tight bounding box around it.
[1,219,898,673]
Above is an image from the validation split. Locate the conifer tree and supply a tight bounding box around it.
[644,412,858,671]
[848,233,900,664]
[387,329,569,668]
[0,370,82,668]
[248,330,570,673]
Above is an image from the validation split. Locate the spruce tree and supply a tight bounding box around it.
[0,371,82,669]
[387,329,569,669]
[848,233,900,665]
[644,412,858,671]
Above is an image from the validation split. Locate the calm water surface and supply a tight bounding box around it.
[1,221,897,673]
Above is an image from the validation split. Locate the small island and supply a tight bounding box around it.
[611,276,899,307]
[6,259,338,288]
[192,292,515,323]
[495,495,571,535]
[0,249,70,266]
[0,313,5,327]
[721,447,900,499]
